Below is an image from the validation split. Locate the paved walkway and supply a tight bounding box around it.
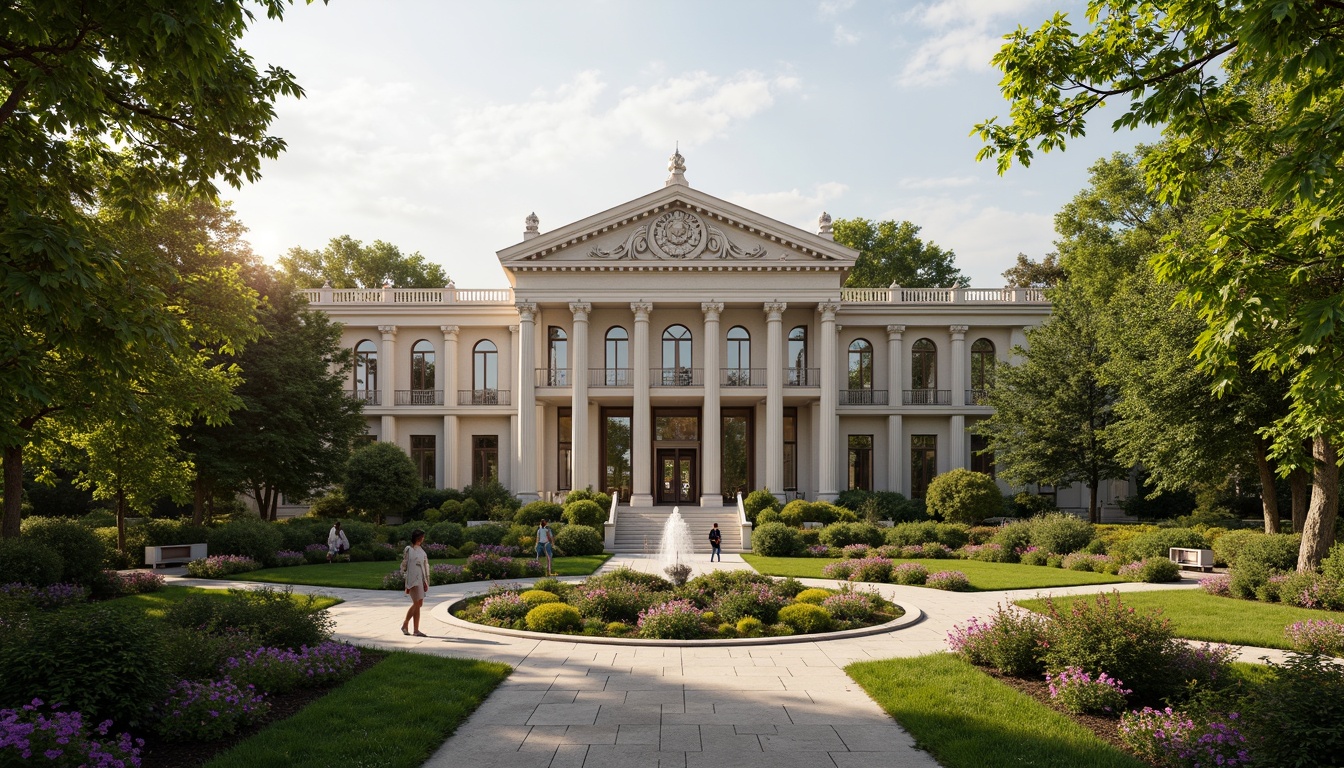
[169,556,1290,768]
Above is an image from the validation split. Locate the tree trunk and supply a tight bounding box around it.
[192,475,206,526]
[2,445,21,538]
[267,489,278,522]
[1290,466,1310,533]
[1253,437,1281,533]
[206,491,216,525]
[1088,480,1100,524]
[1298,435,1340,572]
[116,487,127,553]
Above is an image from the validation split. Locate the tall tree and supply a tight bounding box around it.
[278,235,449,289]
[833,219,966,288]
[1002,253,1065,288]
[975,1,1344,569]
[344,442,420,524]
[188,268,368,521]
[0,0,313,537]
[975,283,1127,523]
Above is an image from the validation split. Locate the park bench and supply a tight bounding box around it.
[146,543,208,568]
[1168,547,1215,573]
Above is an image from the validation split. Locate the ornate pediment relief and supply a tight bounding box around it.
[588,208,767,261]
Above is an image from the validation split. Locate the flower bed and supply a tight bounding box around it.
[452,568,903,640]
[187,555,264,578]
[379,556,542,589]
[0,699,143,766]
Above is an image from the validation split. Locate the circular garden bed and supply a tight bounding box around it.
[445,567,914,644]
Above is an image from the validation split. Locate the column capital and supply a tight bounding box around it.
[949,324,969,339]
[701,301,724,320]
[817,301,842,319]
[377,325,397,337]
[630,302,653,320]
[515,302,538,322]
[440,325,459,340]
[509,325,519,335]
[763,301,788,320]
[569,302,592,321]
[886,324,906,339]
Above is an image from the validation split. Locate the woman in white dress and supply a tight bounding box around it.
[400,529,430,637]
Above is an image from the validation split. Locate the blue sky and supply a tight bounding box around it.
[230,0,1158,288]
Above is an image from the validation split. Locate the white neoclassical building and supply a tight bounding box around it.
[297,154,1129,537]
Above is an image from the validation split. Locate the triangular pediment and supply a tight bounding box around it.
[497,185,858,272]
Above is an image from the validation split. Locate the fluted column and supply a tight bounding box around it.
[515,304,539,501]
[569,303,592,491]
[701,302,724,507]
[508,325,519,493]
[886,325,905,494]
[441,325,459,490]
[378,325,397,445]
[764,302,787,500]
[1009,325,1030,365]
[818,302,841,501]
[951,325,968,407]
[631,302,654,507]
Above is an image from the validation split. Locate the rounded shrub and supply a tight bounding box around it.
[743,489,782,525]
[1041,592,1177,701]
[990,521,1033,555]
[515,501,563,528]
[636,600,705,639]
[1210,529,1270,568]
[819,522,884,549]
[19,517,107,586]
[794,588,833,605]
[426,521,465,548]
[757,508,782,525]
[207,519,284,567]
[1229,533,1302,599]
[525,602,583,633]
[1118,557,1181,583]
[562,499,606,531]
[1111,528,1209,564]
[564,487,612,510]
[777,603,833,634]
[463,522,508,545]
[555,524,604,556]
[751,522,803,557]
[779,499,809,527]
[736,617,764,636]
[0,538,63,587]
[924,469,1003,525]
[1027,513,1095,554]
[520,589,560,608]
[885,521,970,549]
[1324,542,1344,582]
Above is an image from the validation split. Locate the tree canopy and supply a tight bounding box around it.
[344,442,420,524]
[1002,253,1065,288]
[833,219,965,288]
[278,235,450,289]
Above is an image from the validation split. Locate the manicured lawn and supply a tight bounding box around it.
[1016,589,1339,650]
[234,554,613,590]
[846,653,1145,768]
[743,554,1126,591]
[205,652,511,768]
[111,585,342,618]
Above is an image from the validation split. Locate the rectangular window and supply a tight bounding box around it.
[601,408,632,500]
[558,408,573,492]
[472,435,498,486]
[970,433,995,478]
[848,434,874,491]
[411,435,436,488]
[721,408,753,502]
[911,434,937,499]
[654,409,699,441]
[783,407,798,495]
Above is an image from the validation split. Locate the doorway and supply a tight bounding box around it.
[656,448,697,505]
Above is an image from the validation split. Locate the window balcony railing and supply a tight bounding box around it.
[840,389,889,405]
[395,389,443,406]
[967,389,991,405]
[651,368,702,387]
[458,389,510,406]
[348,389,380,406]
[721,368,766,387]
[589,368,632,387]
[904,389,951,405]
[785,367,821,387]
[535,368,572,387]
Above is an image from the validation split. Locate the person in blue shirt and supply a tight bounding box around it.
[708,523,722,562]
[535,520,555,576]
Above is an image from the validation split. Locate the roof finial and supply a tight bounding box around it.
[523,211,540,240]
[818,211,833,239]
[665,144,688,187]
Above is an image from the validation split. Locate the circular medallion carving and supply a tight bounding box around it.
[650,210,705,259]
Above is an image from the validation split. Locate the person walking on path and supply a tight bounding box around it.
[327,521,350,563]
[709,523,722,562]
[400,529,431,637]
[536,520,556,576]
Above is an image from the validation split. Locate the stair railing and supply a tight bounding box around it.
[603,491,619,552]
[737,491,752,553]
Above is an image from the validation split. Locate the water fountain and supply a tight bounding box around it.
[658,507,696,584]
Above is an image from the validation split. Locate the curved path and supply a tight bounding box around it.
[170,555,1286,768]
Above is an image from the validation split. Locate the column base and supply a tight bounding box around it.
[816,490,839,502]
[699,495,725,508]
[630,493,654,508]
[515,491,540,504]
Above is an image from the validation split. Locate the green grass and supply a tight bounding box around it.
[205,652,511,768]
[110,585,342,618]
[742,554,1126,591]
[1016,589,1339,649]
[234,554,612,589]
[846,654,1146,768]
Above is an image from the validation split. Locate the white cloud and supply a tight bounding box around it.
[818,0,856,18]
[879,193,1053,285]
[833,24,860,45]
[895,0,1054,87]
[898,175,979,189]
[727,182,850,230]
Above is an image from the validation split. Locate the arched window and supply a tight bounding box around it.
[726,326,751,386]
[788,326,808,385]
[662,324,692,384]
[911,338,937,390]
[971,338,995,404]
[547,326,568,386]
[410,340,435,390]
[604,326,629,386]
[848,339,874,391]
[354,340,378,403]
[473,340,498,403]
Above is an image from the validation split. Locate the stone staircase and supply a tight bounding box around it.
[610,507,746,554]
